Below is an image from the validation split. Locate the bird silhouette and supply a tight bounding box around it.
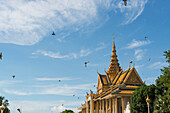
[84,61,90,68]
[0,52,2,60]
[78,97,80,99]
[17,108,21,113]
[93,85,96,87]
[58,80,61,82]
[52,32,55,35]
[73,94,75,96]
[145,36,148,40]
[12,75,15,79]
[123,0,127,6]
[62,104,64,106]
[148,58,151,62]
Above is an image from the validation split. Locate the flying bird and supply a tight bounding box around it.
[0,52,2,60]
[130,61,133,63]
[93,85,96,87]
[78,97,80,99]
[58,80,61,82]
[12,75,15,79]
[52,32,55,35]
[17,108,21,113]
[148,58,151,62]
[123,0,127,6]
[144,36,148,40]
[84,61,90,68]
[62,104,64,106]
[73,94,75,96]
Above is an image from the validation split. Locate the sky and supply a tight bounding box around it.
[0,0,169,113]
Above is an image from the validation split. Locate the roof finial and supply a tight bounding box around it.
[129,61,133,68]
[112,34,116,51]
[133,62,135,68]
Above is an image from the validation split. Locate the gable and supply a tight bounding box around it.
[97,76,103,91]
[124,68,144,85]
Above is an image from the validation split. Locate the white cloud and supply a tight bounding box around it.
[4,83,96,96]
[80,49,91,57]
[0,0,147,45]
[32,50,69,58]
[119,0,148,25]
[32,49,91,59]
[35,77,74,81]
[148,62,168,69]
[134,49,146,61]
[143,77,157,85]
[135,64,144,69]
[95,42,106,51]
[9,100,82,113]
[51,105,80,113]
[127,39,151,49]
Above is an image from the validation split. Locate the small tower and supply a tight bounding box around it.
[107,35,121,81]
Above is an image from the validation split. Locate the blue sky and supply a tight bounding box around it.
[0,0,169,113]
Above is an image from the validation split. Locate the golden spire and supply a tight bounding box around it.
[107,35,121,79]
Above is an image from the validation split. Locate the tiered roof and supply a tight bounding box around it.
[96,36,144,97]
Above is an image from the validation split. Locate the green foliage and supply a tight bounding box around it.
[0,96,10,113]
[62,109,74,113]
[78,111,82,113]
[130,84,156,113]
[154,50,170,113]
[131,50,170,113]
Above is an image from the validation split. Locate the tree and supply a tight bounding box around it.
[62,109,74,113]
[130,84,156,113]
[154,50,170,113]
[78,111,82,113]
[0,96,10,113]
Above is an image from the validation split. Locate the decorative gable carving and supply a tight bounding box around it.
[125,69,143,85]
[97,76,103,93]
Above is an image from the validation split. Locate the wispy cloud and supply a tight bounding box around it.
[0,0,147,45]
[119,0,148,25]
[148,62,168,69]
[35,77,74,81]
[95,42,106,51]
[143,77,157,85]
[9,100,82,113]
[134,49,146,61]
[4,83,96,96]
[32,49,91,59]
[79,49,91,57]
[127,39,151,49]
[51,105,80,113]
[135,64,144,69]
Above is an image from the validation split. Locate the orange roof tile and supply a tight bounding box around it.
[119,91,134,94]
[126,86,139,88]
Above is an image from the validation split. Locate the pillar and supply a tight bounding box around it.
[121,97,124,113]
[100,100,102,113]
[102,100,105,113]
[106,99,108,113]
[109,99,112,113]
[90,98,94,113]
[112,98,115,113]
[115,98,117,113]
[86,101,89,113]
[96,101,99,113]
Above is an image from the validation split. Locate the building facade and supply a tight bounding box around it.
[78,36,144,113]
